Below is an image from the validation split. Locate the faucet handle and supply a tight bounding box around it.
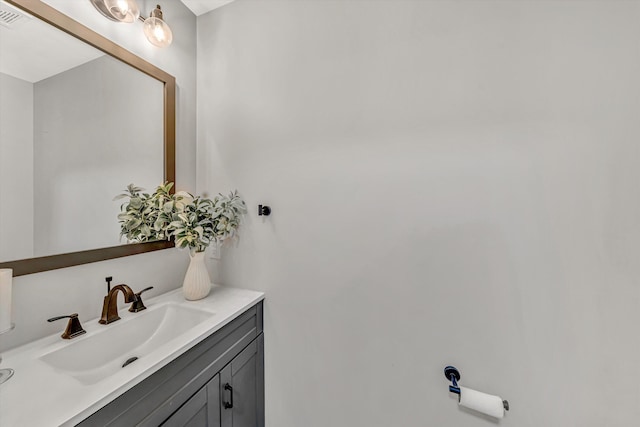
[129,286,154,313]
[47,313,86,339]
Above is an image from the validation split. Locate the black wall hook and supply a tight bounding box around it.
[258,205,271,216]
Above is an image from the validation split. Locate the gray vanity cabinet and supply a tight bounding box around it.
[77,302,264,427]
[161,336,264,427]
[220,337,264,427]
[162,374,221,427]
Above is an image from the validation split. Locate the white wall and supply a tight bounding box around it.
[33,56,163,256]
[0,73,33,261]
[0,0,197,351]
[197,1,640,426]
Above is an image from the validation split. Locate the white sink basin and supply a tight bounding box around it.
[39,303,214,385]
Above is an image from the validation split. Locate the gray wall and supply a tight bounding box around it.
[197,1,640,426]
[0,73,33,261]
[0,0,197,351]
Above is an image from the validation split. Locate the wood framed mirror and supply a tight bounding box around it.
[0,0,176,277]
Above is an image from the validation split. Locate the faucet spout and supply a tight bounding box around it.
[99,284,136,324]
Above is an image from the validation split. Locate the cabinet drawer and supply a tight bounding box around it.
[78,302,263,427]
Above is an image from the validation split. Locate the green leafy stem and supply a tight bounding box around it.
[115,182,247,253]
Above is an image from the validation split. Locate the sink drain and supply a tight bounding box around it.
[122,356,138,368]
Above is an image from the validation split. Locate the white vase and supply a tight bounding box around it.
[182,251,211,301]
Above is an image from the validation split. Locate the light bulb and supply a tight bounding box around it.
[116,0,129,14]
[103,0,139,23]
[143,6,173,48]
[153,24,166,41]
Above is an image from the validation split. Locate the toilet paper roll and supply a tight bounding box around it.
[459,386,505,419]
[0,269,13,333]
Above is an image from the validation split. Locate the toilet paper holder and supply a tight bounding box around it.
[444,366,462,394]
[444,366,509,411]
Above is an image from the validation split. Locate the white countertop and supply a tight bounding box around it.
[0,285,264,427]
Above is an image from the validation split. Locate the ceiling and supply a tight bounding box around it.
[0,1,104,83]
[179,0,236,16]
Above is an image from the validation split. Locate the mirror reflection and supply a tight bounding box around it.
[0,1,164,262]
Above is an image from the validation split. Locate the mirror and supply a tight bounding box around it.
[0,0,175,276]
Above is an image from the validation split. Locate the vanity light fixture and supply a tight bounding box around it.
[89,1,173,48]
[90,0,140,23]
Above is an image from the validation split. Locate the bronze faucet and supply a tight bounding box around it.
[99,284,137,324]
[129,286,154,313]
[47,313,86,339]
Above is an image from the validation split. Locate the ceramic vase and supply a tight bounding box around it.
[182,251,211,301]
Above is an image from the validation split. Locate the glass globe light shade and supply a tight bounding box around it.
[143,17,173,47]
[143,5,173,48]
[103,0,139,23]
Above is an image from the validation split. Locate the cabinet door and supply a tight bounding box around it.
[220,335,265,427]
[162,374,221,427]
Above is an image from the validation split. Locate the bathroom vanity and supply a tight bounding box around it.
[0,286,264,427]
